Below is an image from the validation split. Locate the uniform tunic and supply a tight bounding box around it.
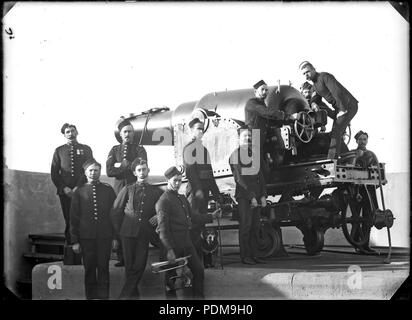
[111,182,163,299]
[69,181,116,300]
[106,143,147,195]
[312,72,359,159]
[51,142,93,195]
[312,72,358,114]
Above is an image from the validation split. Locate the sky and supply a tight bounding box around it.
[3,1,409,176]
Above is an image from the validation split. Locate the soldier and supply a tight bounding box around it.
[106,119,147,267]
[70,159,117,300]
[245,80,286,175]
[299,61,358,159]
[183,117,222,268]
[111,158,163,299]
[352,130,379,254]
[229,126,269,265]
[156,166,221,299]
[300,81,334,132]
[301,81,336,117]
[51,123,93,245]
[353,130,379,167]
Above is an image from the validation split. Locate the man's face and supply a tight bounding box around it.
[134,163,150,182]
[120,125,133,143]
[301,65,316,81]
[64,127,78,142]
[85,164,101,181]
[168,174,182,191]
[356,134,368,149]
[302,88,312,100]
[192,123,204,140]
[239,130,251,147]
[254,84,269,100]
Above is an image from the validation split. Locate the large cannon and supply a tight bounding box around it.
[116,84,394,258]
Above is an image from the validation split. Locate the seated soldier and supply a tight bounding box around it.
[353,130,379,167]
[300,81,335,132]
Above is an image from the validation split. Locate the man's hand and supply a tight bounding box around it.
[167,249,176,262]
[63,187,73,198]
[72,243,81,254]
[149,215,158,227]
[211,208,222,219]
[112,239,119,251]
[121,159,131,169]
[287,113,298,121]
[195,190,204,200]
[250,197,258,208]
[260,196,267,208]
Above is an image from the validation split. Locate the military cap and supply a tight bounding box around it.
[164,165,184,179]
[301,81,313,91]
[188,118,203,128]
[354,130,368,140]
[82,158,101,170]
[118,119,132,132]
[299,61,313,70]
[61,123,77,134]
[253,80,267,90]
[131,157,148,172]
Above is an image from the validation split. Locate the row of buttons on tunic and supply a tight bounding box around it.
[70,146,75,177]
[92,184,98,220]
[123,143,128,160]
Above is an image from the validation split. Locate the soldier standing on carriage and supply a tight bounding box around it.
[106,119,147,267]
[244,80,286,175]
[299,61,358,159]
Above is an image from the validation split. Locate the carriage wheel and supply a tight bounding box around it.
[302,228,324,255]
[294,111,315,143]
[251,220,281,258]
[340,185,376,249]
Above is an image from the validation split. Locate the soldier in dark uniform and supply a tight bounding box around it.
[183,117,222,268]
[352,130,379,254]
[229,126,270,265]
[51,123,93,244]
[299,61,358,159]
[106,120,147,267]
[245,80,286,175]
[111,158,163,299]
[156,166,221,299]
[70,159,117,300]
[301,81,335,132]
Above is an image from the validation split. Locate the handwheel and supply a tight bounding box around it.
[294,111,315,143]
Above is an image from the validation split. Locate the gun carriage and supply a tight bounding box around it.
[116,84,394,257]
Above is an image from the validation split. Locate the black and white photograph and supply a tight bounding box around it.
[3,1,410,304]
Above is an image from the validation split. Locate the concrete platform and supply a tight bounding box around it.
[32,246,409,300]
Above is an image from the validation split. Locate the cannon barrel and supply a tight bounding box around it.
[115,85,309,145]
